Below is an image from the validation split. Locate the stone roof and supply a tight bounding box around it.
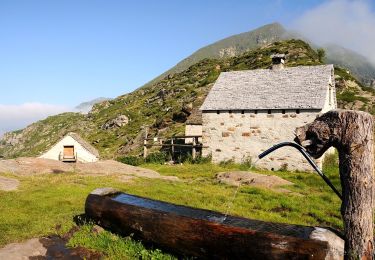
[200,64,334,110]
[67,132,100,158]
[186,108,202,125]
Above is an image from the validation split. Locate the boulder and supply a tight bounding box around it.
[101,115,129,130]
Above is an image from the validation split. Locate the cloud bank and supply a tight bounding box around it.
[0,103,70,136]
[293,0,375,64]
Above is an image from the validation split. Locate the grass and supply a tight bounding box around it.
[68,224,175,260]
[0,159,342,259]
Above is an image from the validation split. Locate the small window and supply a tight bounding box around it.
[296,109,300,114]
[282,109,286,114]
[216,111,220,114]
[241,110,245,114]
[229,110,232,114]
[267,109,271,114]
[254,110,258,114]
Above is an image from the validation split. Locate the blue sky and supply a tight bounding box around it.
[0,0,325,106]
[0,0,374,134]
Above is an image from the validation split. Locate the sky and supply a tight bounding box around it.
[0,0,374,135]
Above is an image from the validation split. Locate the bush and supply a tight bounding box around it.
[182,154,212,164]
[239,156,253,170]
[145,152,168,164]
[117,156,144,166]
[323,152,339,169]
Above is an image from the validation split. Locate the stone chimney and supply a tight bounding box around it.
[271,54,285,70]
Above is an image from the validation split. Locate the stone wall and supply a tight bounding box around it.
[202,110,326,171]
[40,136,99,163]
[185,124,202,143]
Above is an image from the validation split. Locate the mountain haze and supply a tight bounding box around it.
[75,97,112,114]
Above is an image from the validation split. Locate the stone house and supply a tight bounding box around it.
[39,132,99,163]
[200,56,336,171]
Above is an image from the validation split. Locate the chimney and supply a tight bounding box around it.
[271,54,285,70]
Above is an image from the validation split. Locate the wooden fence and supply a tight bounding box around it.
[143,135,204,160]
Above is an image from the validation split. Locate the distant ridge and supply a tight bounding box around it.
[75,97,112,114]
[141,22,375,88]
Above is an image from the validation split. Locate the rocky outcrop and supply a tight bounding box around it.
[101,115,129,130]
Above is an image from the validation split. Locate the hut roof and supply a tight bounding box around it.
[200,64,334,111]
[67,132,100,158]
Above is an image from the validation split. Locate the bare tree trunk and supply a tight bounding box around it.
[295,110,374,260]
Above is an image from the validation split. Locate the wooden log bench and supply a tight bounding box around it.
[85,188,344,259]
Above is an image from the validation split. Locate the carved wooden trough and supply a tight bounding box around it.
[85,187,344,259]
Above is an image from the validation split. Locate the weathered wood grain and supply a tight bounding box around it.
[85,189,343,259]
[295,109,374,260]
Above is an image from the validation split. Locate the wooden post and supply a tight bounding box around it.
[171,137,175,159]
[295,110,374,260]
[143,139,148,159]
[192,137,197,160]
[143,126,149,159]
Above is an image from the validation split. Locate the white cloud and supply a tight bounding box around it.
[0,103,70,136]
[293,0,375,64]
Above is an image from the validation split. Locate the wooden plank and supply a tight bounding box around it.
[85,190,342,259]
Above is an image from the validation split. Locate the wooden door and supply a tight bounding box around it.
[63,146,74,158]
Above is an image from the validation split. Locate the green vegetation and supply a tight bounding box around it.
[0,39,326,160]
[337,90,370,103]
[68,224,175,260]
[0,160,342,258]
[2,38,374,160]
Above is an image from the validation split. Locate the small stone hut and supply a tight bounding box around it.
[200,55,336,171]
[39,132,99,163]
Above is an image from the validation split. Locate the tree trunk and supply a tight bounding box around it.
[295,110,374,259]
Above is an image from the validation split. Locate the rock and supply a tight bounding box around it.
[92,225,105,234]
[0,157,179,181]
[0,176,19,191]
[216,171,293,193]
[101,115,129,130]
[182,103,193,115]
[309,227,344,259]
[0,236,103,260]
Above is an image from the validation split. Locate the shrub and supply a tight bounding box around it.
[280,163,288,172]
[183,154,212,164]
[117,156,144,166]
[239,156,253,170]
[323,152,339,169]
[145,151,168,164]
[219,158,235,167]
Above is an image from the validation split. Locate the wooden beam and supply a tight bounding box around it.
[85,189,344,259]
[295,110,374,259]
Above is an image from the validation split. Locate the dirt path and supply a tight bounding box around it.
[0,157,178,181]
[0,176,19,191]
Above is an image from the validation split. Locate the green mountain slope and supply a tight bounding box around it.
[324,44,375,86]
[142,23,287,89]
[1,39,374,160]
[143,23,375,89]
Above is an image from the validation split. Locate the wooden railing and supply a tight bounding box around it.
[143,135,204,160]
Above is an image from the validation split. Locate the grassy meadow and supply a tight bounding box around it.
[0,157,342,259]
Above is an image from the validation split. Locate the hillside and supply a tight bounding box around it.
[143,23,375,89]
[1,39,375,159]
